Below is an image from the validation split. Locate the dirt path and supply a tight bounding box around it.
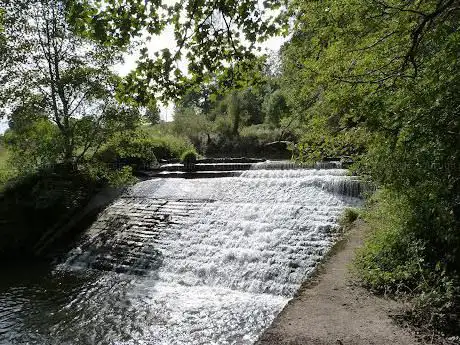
[257,220,420,345]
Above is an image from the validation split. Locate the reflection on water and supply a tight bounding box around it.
[0,168,361,345]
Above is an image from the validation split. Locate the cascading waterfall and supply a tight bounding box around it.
[0,167,362,345]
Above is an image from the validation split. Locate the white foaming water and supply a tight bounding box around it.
[49,169,361,344]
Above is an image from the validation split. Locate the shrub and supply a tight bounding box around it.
[239,124,283,143]
[180,150,197,164]
[354,190,425,292]
[0,167,100,258]
[180,149,198,163]
[181,149,197,171]
[354,189,460,336]
[3,119,62,173]
[83,162,137,187]
[339,208,359,227]
[212,115,234,139]
[96,130,194,170]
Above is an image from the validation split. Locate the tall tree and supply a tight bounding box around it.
[0,0,136,166]
[281,0,460,301]
[66,0,289,102]
[145,100,161,125]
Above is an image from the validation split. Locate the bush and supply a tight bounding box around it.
[239,124,284,143]
[3,119,62,173]
[202,124,296,158]
[339,208,359,227]
[83,162,137,187]
[354,190,460,336]
[96,130,194,170]
[180,149,198,163]
[355,190,426,292]
[142,122,176,136]
[0,167,100,258]
[181,149,197,171]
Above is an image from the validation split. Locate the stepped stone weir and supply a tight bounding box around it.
[0,165,362,345]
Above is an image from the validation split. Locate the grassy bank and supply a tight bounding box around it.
[0,167,103,259]
[354,191,460,339]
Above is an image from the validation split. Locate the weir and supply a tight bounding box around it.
[0,166,362,345]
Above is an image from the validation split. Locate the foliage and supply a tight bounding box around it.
[1,0,457,334]
[339,208,359,227]
[0,166,100,258]
[0,0,139,165]
[0,143,15,187]
[294,126,371,163]
[239,124,285,143]
[67,0,289,101]
[172,71,296,157]
[180,149,197,163]
[145,100,161,125]
[262,89,289,127]
[355,190,460,335]
[97,135,158,169]
[95,129,194,170]
[3,119,62,173]
[143,122,176,137]
[355,190,423,291]
[281,0,460,335]
[83,163,136,188]
[173,105,213,152]
[138,130,194,160]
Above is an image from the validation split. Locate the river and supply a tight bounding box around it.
[0,166,361,345]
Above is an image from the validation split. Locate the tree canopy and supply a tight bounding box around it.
[278,0,459,332]
[66,0,289,102]
[0,0,140,166]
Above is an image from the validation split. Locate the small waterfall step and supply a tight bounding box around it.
[141,159,349,177]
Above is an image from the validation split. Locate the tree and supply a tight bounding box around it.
[227,91,241,136]
[173,105,212,151]
[3,119,61,172]
[262,89,288,127]
[145,100,161,125]
[66,0,289,102]
[281,0,460,327]
[0,0,137,166]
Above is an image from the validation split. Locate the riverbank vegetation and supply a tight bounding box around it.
[170,74,297,158]
[0,0,458,337]
[279,0,459,336]
[0,167,100,258]
[0,0,195,257]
